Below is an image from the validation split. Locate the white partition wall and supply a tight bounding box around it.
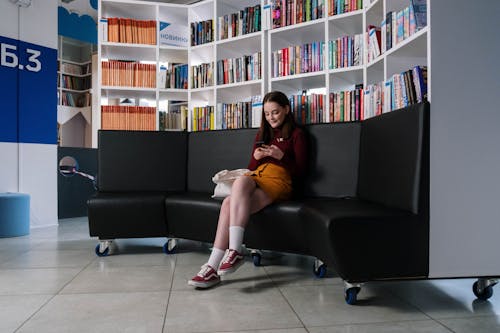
[0,0,58,228]
[429,0,500,277]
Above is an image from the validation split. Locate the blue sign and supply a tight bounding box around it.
[0,35,57,144]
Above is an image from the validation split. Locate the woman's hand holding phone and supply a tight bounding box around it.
[254,143,284,160]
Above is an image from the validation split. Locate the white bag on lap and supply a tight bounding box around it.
[211,169,250,198]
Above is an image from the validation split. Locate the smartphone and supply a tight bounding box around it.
[255,140,265,147]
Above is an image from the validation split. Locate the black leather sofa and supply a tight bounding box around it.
[88,102,429,304]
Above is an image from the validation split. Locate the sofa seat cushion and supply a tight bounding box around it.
[245,201,307,255]
[300,197,427,281]
[88,192,168,239]
[165,192,222,242]
[165,192,311,256]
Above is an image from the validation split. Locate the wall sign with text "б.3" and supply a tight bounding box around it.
[1,42,41,72]
[0,35,57,144]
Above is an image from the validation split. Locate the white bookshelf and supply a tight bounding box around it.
[57,36,94,148]
[95,0,430,143]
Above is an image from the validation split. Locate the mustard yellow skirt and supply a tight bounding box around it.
[247,163,292,202]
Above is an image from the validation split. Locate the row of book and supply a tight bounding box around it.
[191,62,214,89]
[290,92,326,125]
[191,96,263,131]
[328,34,363,69]
[60,91,91,108]
[60,75,91,91]
[104,18,157,45]
[328,0,363,16]
[218,4,261,40]
[381,1,427,53]
[363,65,427,118]
[271,41,325,78]
[101,106,156,131]
[191,19,214,46]
[159,105,188,131]
[101,61,156,88]
[329,86,364,122]
[159,64,188,89]
[59,62,91,76]
[272,0,325,29]
[216,53,262,85]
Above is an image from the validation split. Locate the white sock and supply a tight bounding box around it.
[207,247,225,270]
[229,226,245,253]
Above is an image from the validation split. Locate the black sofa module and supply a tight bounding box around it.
[87,102,430,304]
[87,130,188,255]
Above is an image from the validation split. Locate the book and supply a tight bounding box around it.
[412,65,428,103]
[411,0,427,30]
[100,18,108,42]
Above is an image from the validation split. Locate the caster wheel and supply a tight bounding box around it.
[313,263,327,278]
[163,239,176,254]
[473,281,494,300]
[95,243,110,257]
[345,287,360,305]
[252,253,262,266]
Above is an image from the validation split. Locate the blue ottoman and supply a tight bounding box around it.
[0,193,30,237]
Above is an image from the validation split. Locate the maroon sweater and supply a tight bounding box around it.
[247,127,308,178]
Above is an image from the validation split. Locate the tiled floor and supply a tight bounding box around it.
[1,217,499,333]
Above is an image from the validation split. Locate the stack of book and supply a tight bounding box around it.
[272,0,325,29]
[105,18,157,45]
[218,4,261,40]
[289,91,326,124]
[271,41,325,77]
[102,60,156,88]
[101,106,156,130]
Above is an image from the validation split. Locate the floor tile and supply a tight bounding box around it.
[281,284,428,327]
[439,315,500,333]
[16,292,169,333]
[93,252,176,268]
[211,329,308,333]
[164,288,302,333]
[0,249,95,269]
[60,265,174,294]
[0,294,52,332]
[263,259,342,288]
[388,279,500,319]
[307,320,453,333]
[0,268,81,295]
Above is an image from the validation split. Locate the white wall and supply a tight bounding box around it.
[429,0,500,277]
[0,0,58,228]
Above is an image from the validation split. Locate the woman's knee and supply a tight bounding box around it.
[232,176,255,195]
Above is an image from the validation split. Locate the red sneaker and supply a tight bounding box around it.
[217,249,244,275]
[188,264,221,289]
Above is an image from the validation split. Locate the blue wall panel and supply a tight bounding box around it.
[0,35,57,145]
[0,35,19,143]
[18,40,57,144]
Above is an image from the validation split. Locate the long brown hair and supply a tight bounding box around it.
[258,91,296,143]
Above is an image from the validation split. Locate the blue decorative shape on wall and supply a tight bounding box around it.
[58,6,97,44]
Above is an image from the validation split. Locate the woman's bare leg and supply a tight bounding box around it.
[229,176,272,228]
[213,197,231,250]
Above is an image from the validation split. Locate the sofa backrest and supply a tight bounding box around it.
[98,130,187,192]
[186,124,360,198]
[302,122,360,198]
[187,128,257,192]
[357,102,430,214]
